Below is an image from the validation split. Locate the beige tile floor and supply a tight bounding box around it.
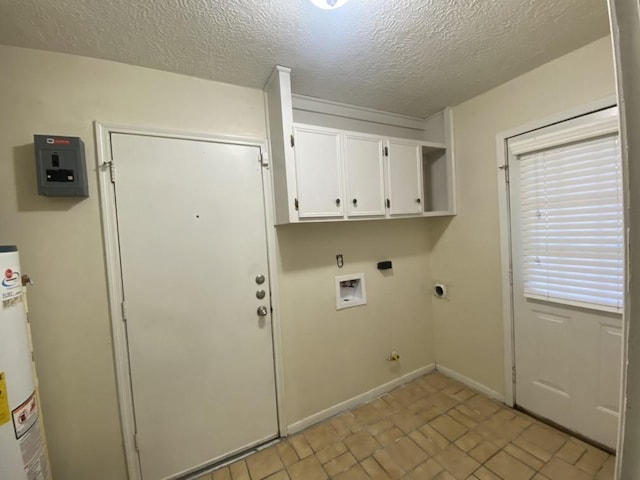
[197,372,615,480]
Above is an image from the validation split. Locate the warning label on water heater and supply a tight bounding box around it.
[12,391,38,439]
[0,371,10,426]
[21,419,50,480]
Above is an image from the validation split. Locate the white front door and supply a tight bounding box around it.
[508,107,623,449]
[110,133,279,479]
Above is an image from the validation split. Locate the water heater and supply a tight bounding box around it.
[0,246,51,480]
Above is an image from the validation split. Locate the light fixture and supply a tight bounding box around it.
[309,0,350,9]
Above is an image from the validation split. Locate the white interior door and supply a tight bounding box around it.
[110,133,278,479]
[508,107,623,449]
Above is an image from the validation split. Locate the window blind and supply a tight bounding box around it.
[518,133,623,312]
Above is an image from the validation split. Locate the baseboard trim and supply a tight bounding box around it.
[287,363,436,435]
[435,364,505,403]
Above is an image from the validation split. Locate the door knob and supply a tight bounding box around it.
[255,274,265,285]
[336,198,341,206]
[257,306,268,317]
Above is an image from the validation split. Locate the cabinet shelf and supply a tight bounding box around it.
[421,144,455,215]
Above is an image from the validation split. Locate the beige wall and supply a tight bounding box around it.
[0,45,266,480]
[0,45,435,479]
[277,219,433,424]
[430,36,616,394]
[1,34,617,480]
[610,0,640,476]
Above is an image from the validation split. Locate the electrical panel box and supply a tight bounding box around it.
[34,135,88,197]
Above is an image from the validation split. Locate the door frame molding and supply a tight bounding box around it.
[495,96,618,408]
[94,122,287,480]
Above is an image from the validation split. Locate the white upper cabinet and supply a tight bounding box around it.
[343,133,385,217]
[264,66,455,225]
[293,125,344,218]
[386,139,423,215]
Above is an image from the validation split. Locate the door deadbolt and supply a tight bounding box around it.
[257,306,268,317]
[255,274,265,285]
[256,289,266,300]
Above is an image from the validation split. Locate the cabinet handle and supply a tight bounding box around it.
[416,198,421,204]
[352,199,358,206]
[336,198,341,206]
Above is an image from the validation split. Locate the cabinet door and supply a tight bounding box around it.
[344,134,385,217]
[293,125,344,218]
[386,139,423,215]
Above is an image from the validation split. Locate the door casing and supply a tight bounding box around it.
[95,122,287,480]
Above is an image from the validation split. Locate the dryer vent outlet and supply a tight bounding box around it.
[433,284,447,299]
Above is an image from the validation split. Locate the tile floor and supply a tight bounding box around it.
[197,372,615,480]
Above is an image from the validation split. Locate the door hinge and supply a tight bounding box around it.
[121,300,127,322]
[134,433,140,451]
[290,135,295,148]
[104,161,116,183]
[294,198,299,211]
[386,198,391,209]
[499,164,509,183]
[509,268,513,286]
[383,146,389,157]
[512,365,516,384]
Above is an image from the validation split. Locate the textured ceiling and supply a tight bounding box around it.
[0,0,610,118]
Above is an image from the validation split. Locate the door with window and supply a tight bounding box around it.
[508,107,623,449]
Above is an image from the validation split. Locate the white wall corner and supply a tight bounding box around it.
[423,110,446,144]
[435,363,505,403]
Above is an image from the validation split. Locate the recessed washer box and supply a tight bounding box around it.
[336,273,367,310]
[34,134,89,197]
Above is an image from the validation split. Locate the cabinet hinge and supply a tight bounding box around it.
[290,135,295,148]
[259,152,269,167]
[383,146,389,157]
[294,198,299,211]
[121,300,127,322]
[499,164,509,183]
[134,433,140,451]
[386,198,391,209]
